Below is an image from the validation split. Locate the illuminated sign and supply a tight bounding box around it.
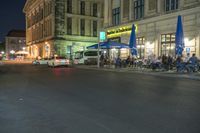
[186,48,190,53]
[100,31,106,42]
[107,25,138,38]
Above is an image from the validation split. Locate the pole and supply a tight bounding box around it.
[97,42,100,68]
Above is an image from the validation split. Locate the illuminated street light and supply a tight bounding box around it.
[10,50,15,54]
[1,51,4,54]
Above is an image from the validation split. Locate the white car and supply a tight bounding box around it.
[48,56,70,67]
[32,58,50,65]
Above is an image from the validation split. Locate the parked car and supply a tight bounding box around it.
[32,58,50,65]
[48,56,70,67]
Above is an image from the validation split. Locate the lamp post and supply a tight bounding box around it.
[98,31,106,68]
[10,50,15,60]
[97,42,100,68]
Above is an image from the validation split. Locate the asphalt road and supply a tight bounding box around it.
[0,64,200,133]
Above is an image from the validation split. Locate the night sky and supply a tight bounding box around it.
[0,0,26,42]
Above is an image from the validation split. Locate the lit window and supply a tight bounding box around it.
[136,37,145,58]
[161,33,176,56]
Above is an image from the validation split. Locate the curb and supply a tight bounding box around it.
[74,66,200,81]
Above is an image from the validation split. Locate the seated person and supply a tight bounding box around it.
[186,54,198,72]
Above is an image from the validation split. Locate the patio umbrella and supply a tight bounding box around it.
[87,44,98,49]
[129,24,137,56]
[175,15,184,56]
[87,41,129,49]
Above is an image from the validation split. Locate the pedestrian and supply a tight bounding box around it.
[168,55,173,70]
[126,56,131,67]
[100,54,104,67]
[184,53,190,63]
[186,53,198,72]
[115,56,121,68]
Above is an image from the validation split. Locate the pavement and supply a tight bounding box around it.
[74,65,200,81]
[0,64,200,133]
[1,60,200,80]
[2,60,33,64]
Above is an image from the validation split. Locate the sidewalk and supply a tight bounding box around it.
[74,65,200,81]
[2,60,33,65]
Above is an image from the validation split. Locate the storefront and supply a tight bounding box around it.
[105,14,200,59]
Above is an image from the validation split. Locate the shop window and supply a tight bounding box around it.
[161,33,175,56]
[136,37,145,58]
[112,7,120,26]
[165,0,178,12]
[134,0,144,20]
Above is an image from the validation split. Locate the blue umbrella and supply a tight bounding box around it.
[87,41,129,49]
[175,15,184,56]
[87,44,98,49]
[129,24,137,56]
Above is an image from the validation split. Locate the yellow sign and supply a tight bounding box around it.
[107,25,138,39]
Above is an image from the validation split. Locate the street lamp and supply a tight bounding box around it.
[10,50,15,59]
[10,50,15,54]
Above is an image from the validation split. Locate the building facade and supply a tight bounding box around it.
[104,0,200,58]
[23,0,104,58]
[5,30,26,59]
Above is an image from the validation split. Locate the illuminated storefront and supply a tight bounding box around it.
[104,0,200,58]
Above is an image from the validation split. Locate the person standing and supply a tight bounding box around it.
[186,53,198,72]
[100,54,104,67]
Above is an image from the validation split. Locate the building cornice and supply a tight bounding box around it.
[105,6,200,30]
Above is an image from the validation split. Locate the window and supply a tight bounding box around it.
[93,21,97,37]
[93,3,98,17]
[134,0,144,20]
[67,0,72,13]
[80,1,85,15]
[161,33,176,56]
[165,0,178,12]
[67,17,72,35]
[80,19,85,36]
[136,37,145,58]
[112,7,120,26]
[149,0,157,10]
[84,51,98,56]
[123,0,129,18]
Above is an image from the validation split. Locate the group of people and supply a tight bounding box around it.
[100,54,109,67]
[176,53,199,72]
[145,53,199,72]
[100,53,200,72]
